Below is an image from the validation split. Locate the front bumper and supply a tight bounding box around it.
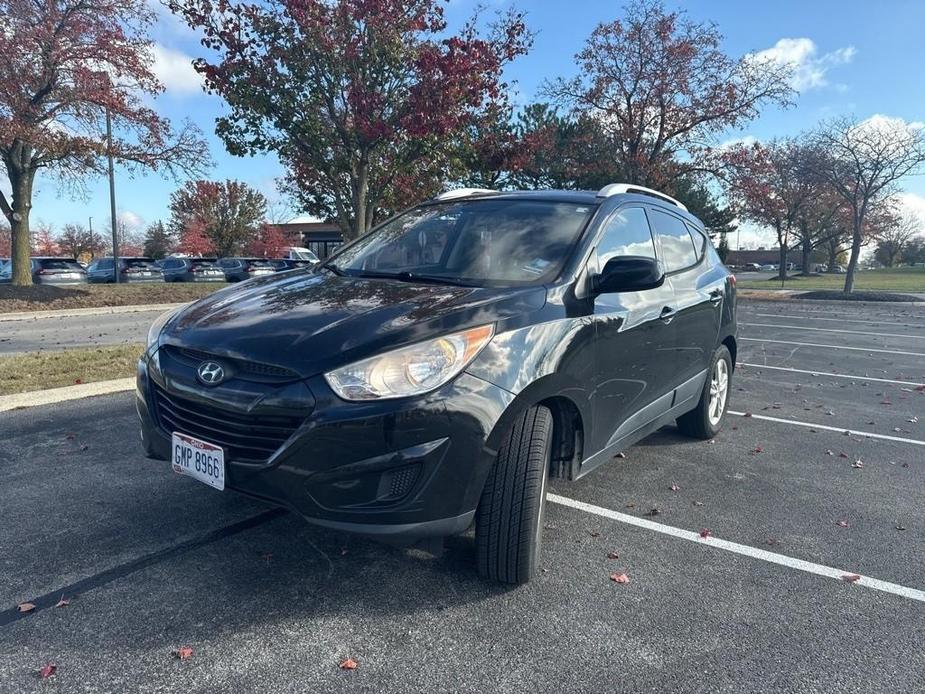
[136,348,514,538]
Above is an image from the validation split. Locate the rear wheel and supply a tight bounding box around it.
[677,345,732,440]
[475,405,553,585]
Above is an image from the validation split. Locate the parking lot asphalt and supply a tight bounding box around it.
[1,298,923,693]
[0,309,166,355]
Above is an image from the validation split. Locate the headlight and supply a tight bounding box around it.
[324,324,494,401]
[146,308,180,348]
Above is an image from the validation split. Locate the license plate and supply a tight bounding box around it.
[171,432,225,490]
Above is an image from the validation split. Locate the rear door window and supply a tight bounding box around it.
[649,209,698,272]
[39,259,83,271]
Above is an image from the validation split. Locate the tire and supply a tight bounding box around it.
[677,344,732,440]
[475,405,553,585]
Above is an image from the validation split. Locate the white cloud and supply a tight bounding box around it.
[896,192,925,222]
[118,210,143,231]
[148,43,202,95]
[750,38,856,92]
[717,134,759,150]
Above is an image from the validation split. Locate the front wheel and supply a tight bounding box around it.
[677,345,732,440]
[475,405,553,585]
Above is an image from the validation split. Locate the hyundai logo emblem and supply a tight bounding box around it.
[197,361,226,386]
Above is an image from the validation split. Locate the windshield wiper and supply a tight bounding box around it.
[321,261,344,276]
[353,270,479,287]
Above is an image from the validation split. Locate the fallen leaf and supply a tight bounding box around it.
[851,459,864,469]
[838,452,849,458]
[895,524,907,531]
[744,411,752,418]
[766,537,780,546]
[54,597,69,608]
[175,646,194,660]
[74,378,83,385]
[607,551,620,559]
[841,573,861,583]
[65,433,76,440]
[699,528,712,539]
[752,445,763,454]
[589,530,601,538]
[825,449,834,456]
[908,416,919,423]
[669,484,681,492]
[17,602,35,613]
[609,572,630,584]
[39,664,56,680]
[615,451,626,459]
[693,501,704,506]
[339,658,358,670]
[643,508,660,517]
[836,519,849,528]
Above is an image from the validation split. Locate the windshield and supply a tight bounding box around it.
[124,259,157,269]
[39,259,83,271]
[326,199,595,286]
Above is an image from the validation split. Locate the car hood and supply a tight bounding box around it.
[160,270,546,377]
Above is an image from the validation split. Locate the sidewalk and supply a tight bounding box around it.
[0,303,184,322]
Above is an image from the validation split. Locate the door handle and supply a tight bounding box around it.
[659,306,677,324]
[709,289,724,305]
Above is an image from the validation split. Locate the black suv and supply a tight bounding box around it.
[138,185,736,584]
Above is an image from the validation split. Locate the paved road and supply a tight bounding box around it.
[0,309,165,354]
[1,299,923,693]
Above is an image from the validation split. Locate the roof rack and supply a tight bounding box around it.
[435,187,497,201]
[596,183,687,211]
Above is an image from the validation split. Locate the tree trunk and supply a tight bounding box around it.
[843,216,863,294]
[6,161,36,287]
[800,231,812,276]
[777,242,788,281]
[827,243,839,273]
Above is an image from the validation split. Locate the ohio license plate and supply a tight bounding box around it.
[171,432,225,490]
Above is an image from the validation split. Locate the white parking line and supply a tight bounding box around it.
[727,410,925,446]
[741,338,925,357]
[738,363,925,387]
[548,493,925,603]
[741,322,925,340]
[744,312,925,328]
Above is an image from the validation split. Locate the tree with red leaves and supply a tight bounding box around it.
[176,220,215,257]
[723,139,818,281]
[544,0,794,188]
[168,0,531,240]
[169,180,267,257]
[246,223,298,258]
[0,0,210,286]
[31,224,58,255]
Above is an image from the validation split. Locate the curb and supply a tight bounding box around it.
[0,303,185,323]
[0,378,136,412]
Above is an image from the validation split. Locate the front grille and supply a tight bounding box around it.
[164,346,299,383]
[152,385,303,463]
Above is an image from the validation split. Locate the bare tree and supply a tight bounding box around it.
[808,116,925,293]
[874,208,921,267]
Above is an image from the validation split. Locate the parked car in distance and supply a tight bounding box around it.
[268,258,316,272]
[86,257,164,283]
[216,257,277,282]
[139,184,737,585]
[160,257,225,282]
[285,247,320,262]
[2,257,89,285]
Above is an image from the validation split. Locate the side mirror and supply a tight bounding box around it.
[592,255,664,295]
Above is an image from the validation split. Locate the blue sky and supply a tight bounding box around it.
[16,0,925,247]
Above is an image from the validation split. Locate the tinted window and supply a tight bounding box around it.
[685,224,707,261]
[124,259,155,269]
[649,209,697,272]
[39,259,83,271]
[190,259,215,267]
[98,259,113,269]
[596,207,656,266]
[330,200,594,286]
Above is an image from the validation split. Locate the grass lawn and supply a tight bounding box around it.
[737,267,925,292]
[0,282,226,313]
[0,343,143,395]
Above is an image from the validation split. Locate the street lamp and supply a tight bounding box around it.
[106,106,119,283]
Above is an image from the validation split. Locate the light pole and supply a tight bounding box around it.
[106,106,119,283]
